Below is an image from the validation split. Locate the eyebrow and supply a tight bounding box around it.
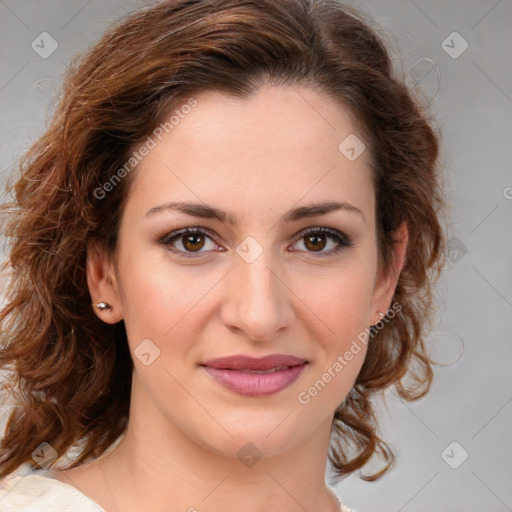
[145,200,366,225]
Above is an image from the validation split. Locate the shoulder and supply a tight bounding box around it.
[333,491,359,512]
[335,493,359,512]
[0,473,105,512]
[340,503,359,512]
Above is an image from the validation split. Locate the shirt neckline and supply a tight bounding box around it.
[3,472,355,512]
[2,473,107,512]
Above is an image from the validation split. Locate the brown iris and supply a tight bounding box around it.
[182,233,206,252]
[304,233,326,252]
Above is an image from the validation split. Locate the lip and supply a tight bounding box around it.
[201,354,308,397]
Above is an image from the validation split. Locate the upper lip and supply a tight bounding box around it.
[201,354,308,371]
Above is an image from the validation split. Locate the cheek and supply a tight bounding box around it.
[303,266,376,346]
[302,285,370,412]
[116,250,219,352]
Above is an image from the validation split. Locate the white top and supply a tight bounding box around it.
[0,472,357,512]
[0,474,106,512]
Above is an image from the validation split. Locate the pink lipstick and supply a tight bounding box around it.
[201,354,308,397]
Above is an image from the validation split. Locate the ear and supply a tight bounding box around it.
[369,221,408,325]
[87,240,123,324]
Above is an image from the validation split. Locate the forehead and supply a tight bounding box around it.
[127,84,374,225]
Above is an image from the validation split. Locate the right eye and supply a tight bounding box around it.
[158,227,223,258]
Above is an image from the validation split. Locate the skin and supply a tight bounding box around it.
[48,84,408,512]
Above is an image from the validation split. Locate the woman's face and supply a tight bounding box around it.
[91,84,405,460]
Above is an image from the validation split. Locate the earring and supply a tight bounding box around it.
[94,302,112,311]
[370,311,385,329]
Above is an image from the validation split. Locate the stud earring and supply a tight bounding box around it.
[369,311,386,329]
[94,302,113,311]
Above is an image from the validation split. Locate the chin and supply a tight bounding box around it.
[184,408,316,462]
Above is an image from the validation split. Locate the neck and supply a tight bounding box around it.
[94,374,340,512]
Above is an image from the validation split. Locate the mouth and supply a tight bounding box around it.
[230,365,293,374]
[200,354,308,397]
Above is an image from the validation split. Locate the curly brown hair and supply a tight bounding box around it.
[0,0,448,481]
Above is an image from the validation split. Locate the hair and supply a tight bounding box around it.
[0,0,447,481]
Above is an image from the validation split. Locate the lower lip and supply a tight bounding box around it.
[202,364,307,397]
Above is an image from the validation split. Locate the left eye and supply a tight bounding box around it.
[292,227,352,254]
[158,227,352,258]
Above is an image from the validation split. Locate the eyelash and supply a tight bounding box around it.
[157,226,354,259]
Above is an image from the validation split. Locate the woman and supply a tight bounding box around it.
[0,0,447,510]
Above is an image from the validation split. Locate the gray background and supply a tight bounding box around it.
[1,1,511,511]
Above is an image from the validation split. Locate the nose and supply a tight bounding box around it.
[220,245,295,343]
